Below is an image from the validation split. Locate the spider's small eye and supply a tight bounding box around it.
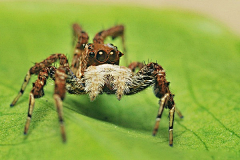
[109,50,117,62]
[96,50,107,62]
[118,52,123,57]
[89,52,95,58]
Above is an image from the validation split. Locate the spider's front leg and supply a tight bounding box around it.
[24,66,55,134]
[152,93,176,146]
[151,63,183,146]
[10,54,69,142]
[127,62,183,146]
[53,66,68,142]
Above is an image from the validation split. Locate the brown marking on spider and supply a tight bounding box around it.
[10,23,183,146]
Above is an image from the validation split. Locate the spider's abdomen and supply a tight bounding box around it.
[84,64,132,101]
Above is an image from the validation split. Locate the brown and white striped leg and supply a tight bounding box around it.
[53,67,68,142]
[24,92,35,134]
[152,93,169,136]
[169,105,175,146]
[24,67,50,134]
[10,54,68,107]
[10,71,31,106]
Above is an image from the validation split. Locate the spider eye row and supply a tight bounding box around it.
[89,50,122,63]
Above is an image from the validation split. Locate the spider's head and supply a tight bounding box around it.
[84,43,124,67]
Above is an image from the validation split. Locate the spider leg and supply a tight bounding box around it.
[128,62,144,72]
[152,94,169,136]
[71,23,89,75]
[93,25,127,64]
[169,104,175,146]
[93,25,125,46]
[175,106,184,118]
[11,54,69,142]
[10,54,69,106]
[10,71,31,106]
[125,62,182,146]
[53,67,68,142]
[24,67,53,134]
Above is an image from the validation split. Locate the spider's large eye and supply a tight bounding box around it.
[109,50,118,62]
[96,50,107,62]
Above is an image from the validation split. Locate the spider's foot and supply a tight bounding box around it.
[60,124,67,143]
[24,117,31,135]
[10,99,18,107]
[10,92,23,107]
[152,128,158,136]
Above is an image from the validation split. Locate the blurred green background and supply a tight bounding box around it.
[0,1,240,160]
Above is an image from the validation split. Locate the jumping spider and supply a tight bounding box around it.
[10,23,183,146]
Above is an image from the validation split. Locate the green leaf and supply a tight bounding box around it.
[0,1,240,160]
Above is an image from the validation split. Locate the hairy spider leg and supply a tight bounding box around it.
[10,54,67,106]
[24,67,53,134]
[71,23,89,75]
[93,24,127,64]
[152,93,177,147]
[10,54,69,142]
[10,71,31,107]
[128,62,144,72]
[125,62,182,146]
[53,67,68,142]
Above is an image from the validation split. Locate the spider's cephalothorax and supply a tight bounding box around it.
[10,23,183,146]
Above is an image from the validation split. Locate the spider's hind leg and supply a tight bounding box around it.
[151,62,181,146]
[71,23,89,75]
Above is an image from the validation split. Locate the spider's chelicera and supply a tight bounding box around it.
[10,23,183,146]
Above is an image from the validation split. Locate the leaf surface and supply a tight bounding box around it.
[0,2,239,160]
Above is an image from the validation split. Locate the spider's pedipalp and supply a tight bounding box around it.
[84,65,105,101]
[84,64,132,101]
